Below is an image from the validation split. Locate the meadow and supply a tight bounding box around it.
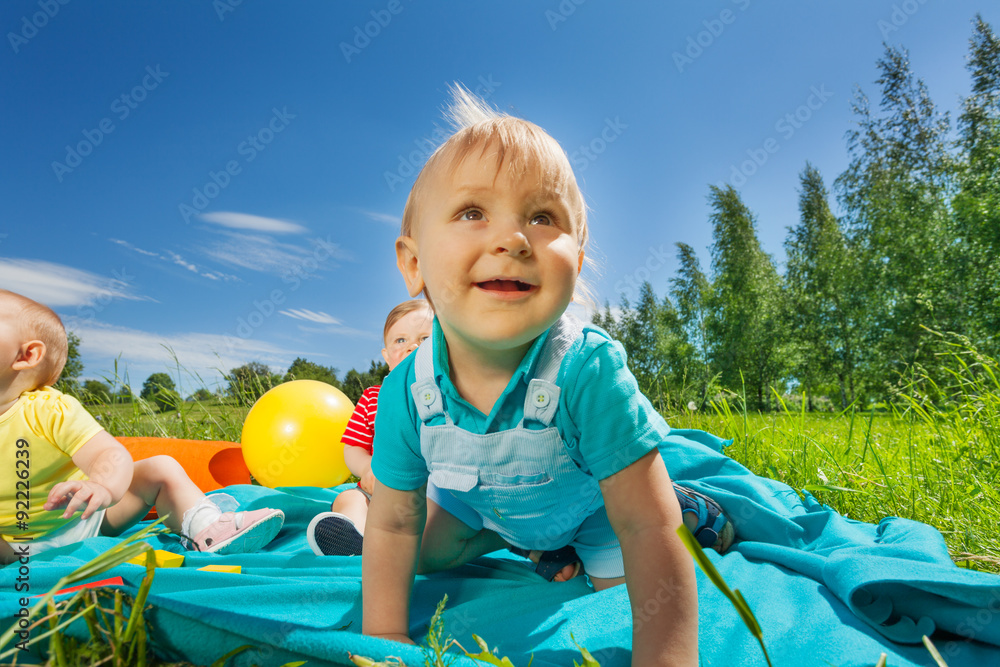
[9,341,997,666]
[87,348,1000,577]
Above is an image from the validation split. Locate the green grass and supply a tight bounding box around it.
[669,407,1000,572]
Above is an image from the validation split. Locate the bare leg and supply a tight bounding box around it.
[417,499,507,574]
[590,575,625,591]
[101,456,205,536]
[418,501,581,581]
[330,488,371,534]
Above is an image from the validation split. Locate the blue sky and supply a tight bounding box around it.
[2,1,997,394]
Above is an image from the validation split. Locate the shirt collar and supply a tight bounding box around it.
[430,316,554,397]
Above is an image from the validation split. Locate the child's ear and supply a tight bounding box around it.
[577,249,585,275]
[11,340,45,372]
[395,236,425,298]
[381,348,391,365]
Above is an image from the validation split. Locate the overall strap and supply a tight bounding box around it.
[522,314,586,427]
[411,338,444,422]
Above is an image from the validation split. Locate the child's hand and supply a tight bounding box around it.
[358,468,377,495]
[44,480,114,520]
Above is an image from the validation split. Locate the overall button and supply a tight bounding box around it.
[420,390,436,406]
[533,389,550,408]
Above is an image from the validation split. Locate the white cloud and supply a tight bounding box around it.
[165,250,198,273]
[567,301,604,323]
[280,309,341,325]
[111,238,240,283]
[201,231,348,277]
[109,238,160,258]
[200,211,308,235]
[361,210,401,226]
[65,317,293,384]
[0,258,143,308]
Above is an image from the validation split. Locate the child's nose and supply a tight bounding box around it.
[492,219,532,257]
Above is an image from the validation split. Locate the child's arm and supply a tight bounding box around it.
[44,431,133,520]
[344,444,375,494]
[362,479,426,642]
[600,449,698,667]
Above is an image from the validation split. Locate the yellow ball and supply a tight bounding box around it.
[241,380,355,488]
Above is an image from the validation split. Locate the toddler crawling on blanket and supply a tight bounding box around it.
[0,289,284,565]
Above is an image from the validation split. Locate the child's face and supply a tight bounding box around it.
[0,316,23,380]
[381,307,433,371]
[397,152,583,356]
[0,304,39,389]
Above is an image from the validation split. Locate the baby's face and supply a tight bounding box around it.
[0,306,28,382]
[382,307,433,370]
[401,153,583,355]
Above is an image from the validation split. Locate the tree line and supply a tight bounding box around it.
[63,355,390,412]
[595,16,1000,411]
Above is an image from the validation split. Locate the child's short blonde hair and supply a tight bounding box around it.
[382,299,433,345]
[0,290,69,387]
[400,85,595,307]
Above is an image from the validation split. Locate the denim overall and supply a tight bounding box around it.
[410,315,605,551]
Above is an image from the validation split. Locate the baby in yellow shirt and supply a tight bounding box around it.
[0,289,284,565]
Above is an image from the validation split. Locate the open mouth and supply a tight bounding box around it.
[476,279,534,292]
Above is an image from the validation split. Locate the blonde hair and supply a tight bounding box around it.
[383,299,433,345]
[401,84,596,307]
[0,290,69,387]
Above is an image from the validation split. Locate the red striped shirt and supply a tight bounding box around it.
[341,385,380,455]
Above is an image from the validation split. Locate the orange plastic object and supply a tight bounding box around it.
[35,576,125,597]
[117,437,252,519]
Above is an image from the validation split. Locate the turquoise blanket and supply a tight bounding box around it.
[3,431,999,666]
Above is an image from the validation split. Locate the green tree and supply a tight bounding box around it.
[54,331,83,395]
[80,379,112,405]
[670,243,714,406]
[607,283,694,410]
[140,372,179,412]
[340,360,389,404]
[189,388,214,402]
[705,185,786,410]
[226,362,282,406]
[114,385,134,404]
[953,15,1000,356]
[835,44,953,395]
[784,163,862,409]
[284,357,341,387]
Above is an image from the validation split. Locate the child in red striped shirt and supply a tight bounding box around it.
[306,300,432,556]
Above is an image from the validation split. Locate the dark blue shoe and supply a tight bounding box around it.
[673,483,735,553]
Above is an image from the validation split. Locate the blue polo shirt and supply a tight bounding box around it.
[371,315,671,492]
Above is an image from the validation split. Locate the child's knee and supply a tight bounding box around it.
[332,488,369,513]
[132,455,186,486]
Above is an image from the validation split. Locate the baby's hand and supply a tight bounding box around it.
[44,480,114,520]
[358,468,377,495]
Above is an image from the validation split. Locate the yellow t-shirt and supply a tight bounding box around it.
[1,387,104,541]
